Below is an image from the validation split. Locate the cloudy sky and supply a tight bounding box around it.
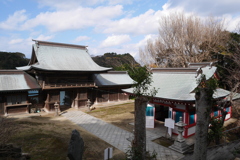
[1,0,240,59]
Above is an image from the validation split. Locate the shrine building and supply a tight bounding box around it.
[124,62,233,138]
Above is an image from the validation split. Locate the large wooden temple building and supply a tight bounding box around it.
[0,40,134,115]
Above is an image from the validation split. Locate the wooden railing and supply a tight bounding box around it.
[42,81,95,89]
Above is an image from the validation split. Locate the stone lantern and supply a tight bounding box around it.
[54,102,59,116]
[176,117,186,142]
[86,99,91,111]
[169,117,190,153]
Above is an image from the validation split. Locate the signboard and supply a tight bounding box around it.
[146,103,155,128]
[104,147,113,160]
[164,118,175,128]
[164,118,175,137]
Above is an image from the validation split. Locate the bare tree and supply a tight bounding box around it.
[140,12,229,68]
[223,25,240,116]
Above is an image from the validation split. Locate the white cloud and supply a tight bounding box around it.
[0,34,54,58]
[100,34,131,48]
[99,9,162,35]
[0,37,32,57]
[108,0,134,5]
[165,0,240,16]
[37,0,135,9]
[20,5,123,32]
[0,3,162,36]
[35,34,54,41]
[223,14,240,32]
[37,0,104,10]
[74,36,90,42]
[89,34,158,63]
[161,0,240,32]
[9,38,23,44]
[129,34,158,59]
[0,10,27,30]
[0,2,165,35]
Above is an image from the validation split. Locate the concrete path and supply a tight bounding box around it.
[62,110,184,160]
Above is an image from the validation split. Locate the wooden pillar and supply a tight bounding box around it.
[118,88,120,101]
[184,105,189,138]
[26,104,30,114]
[58,91,60,103]
[74,89,79,109]
[4,102,7,116]
[26,99,29,114]
[70,90,75,108]
[43,81,45,89]
[71,93,74,108]
[96,90,98,104]
[108,88,110,102]
[44,93,50,112]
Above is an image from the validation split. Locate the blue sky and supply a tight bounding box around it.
[1,0,240,60]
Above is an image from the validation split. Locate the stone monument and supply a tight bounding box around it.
[67,130,84,160]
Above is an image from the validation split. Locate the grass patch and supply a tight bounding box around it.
[88,103,134,118]
[86,102,135,133]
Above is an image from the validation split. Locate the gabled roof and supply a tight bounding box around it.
[16,40,112,72]
[0,70,41,92]
[124,65,229,101]
[94,71,134,86]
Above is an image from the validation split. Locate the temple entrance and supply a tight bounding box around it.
[60,90,71,110]
[155,105,169,121]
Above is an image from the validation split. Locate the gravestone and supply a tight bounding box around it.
[67,130,84,160]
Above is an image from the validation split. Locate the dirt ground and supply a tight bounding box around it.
[0,102,135,160]
[2,101,240,159]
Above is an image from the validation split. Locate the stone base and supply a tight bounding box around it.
[169,140,191,153]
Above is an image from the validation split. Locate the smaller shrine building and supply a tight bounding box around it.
[124,62,233,138]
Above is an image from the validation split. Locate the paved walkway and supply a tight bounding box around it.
[62,109,184,160]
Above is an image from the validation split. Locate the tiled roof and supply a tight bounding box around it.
[0,70,41,91]
[124,66,229,101]
[17,40,111,71]
[94,71,134,86]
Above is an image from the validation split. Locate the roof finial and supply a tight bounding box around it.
[195,67,202,78]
